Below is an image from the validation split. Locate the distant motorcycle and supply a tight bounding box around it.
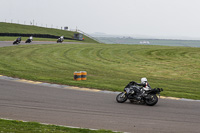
[57,36,64,43]
[13,37,21,45]
[116,81,163,106]
[25,38,32,43]
[25,36,33,43]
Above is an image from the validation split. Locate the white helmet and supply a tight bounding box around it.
[141,77,147,84]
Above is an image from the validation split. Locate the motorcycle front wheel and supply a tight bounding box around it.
[116,92,128,103]
[145,94,158,106]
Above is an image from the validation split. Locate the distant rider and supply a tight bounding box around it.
[60,36,64,41]
[29,36,33,41]
[17,37,21,42]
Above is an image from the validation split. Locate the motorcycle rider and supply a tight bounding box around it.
[60,36,64,40]
[17,36,21,42]
[13,36,22,45]
[57,36,64,43]
[137,77,151,90]
[29,36,33,41]
[131,77,152,99]
[60,36,64,42]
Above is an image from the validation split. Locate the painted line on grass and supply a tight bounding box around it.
[160,96,181,100]
[64,86,101,92]
[16,78,101,92]
[17,79,43,84]
[0,75,200,102]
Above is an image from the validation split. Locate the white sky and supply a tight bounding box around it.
[1,0,200,39]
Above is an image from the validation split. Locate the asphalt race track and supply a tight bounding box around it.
[0,41,200,133]
[0,78,200,133]
[0,41,85,47]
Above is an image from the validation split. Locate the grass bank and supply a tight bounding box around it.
[0,22,98,43]
[0,119,118,133]
[0,43,199,99]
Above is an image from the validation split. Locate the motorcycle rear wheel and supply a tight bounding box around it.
[116,92,128,103]
[145,94,158,106]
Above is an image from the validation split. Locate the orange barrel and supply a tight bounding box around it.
[81,71,87,80]
[74,71,81,81]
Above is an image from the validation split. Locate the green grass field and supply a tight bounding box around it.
[0,119,118,133]
[0,43,199,99]
[0,22,97,43]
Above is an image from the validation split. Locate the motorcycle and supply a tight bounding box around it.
[25,38,32,43]
[25,36,33,43]
[13,37,21,45]
[116,81,163,106]
[57,36,64,43]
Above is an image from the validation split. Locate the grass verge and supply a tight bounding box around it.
[0,119,119,133]
[0,43,199,99]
